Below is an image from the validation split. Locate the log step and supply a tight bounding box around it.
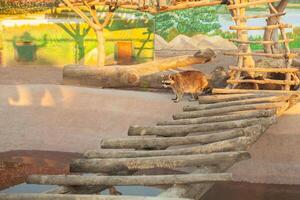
[229,24,292,31]
[157,110,275,126]
[197,93,278,104]
[229,38,293,44]
[70,151,250,173]
[27,173,232,186]
[100,128,248,150]
[224,52,298,59]
[232,12,286,20]
[229,66,299,73]
[0,194,192,200]
[173,103,281,119]
[128,117,276,136]
[86,137,256,158]
[184,96,290,111]
[227,0,279,9]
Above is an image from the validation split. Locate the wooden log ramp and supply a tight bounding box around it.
[2,91,297,200]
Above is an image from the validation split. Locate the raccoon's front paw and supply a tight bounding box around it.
[173,99,180,103]
[188,97,196,102]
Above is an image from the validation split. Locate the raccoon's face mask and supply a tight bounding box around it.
[161,74,175,88]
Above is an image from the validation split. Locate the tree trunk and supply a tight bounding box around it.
[95,29,105,67]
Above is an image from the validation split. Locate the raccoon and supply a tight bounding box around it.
[162,70,210,103]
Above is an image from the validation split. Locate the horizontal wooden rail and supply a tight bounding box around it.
[197,93,279,103]
[212,88,300,94]
[229,38,293,44]
[227,0,279,9]
[224,52,298,59]
[229,24,292,30]
[227,79,297,85]
[232,12,286,20]
[229,66,299,73]
[27,173,232,186]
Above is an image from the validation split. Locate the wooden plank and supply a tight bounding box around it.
[27,173,232,186]
[0,194,192,200]
[229,24,292,30]
[227,79,297,85]
[227,0,279,9]
[184,96,290,111]
[229,66,299,73]
[70,151,251,173]
[157,110,275,125]
[128,117,276,136]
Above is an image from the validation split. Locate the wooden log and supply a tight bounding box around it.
[0,194,192,200]
[99,128,248,150]
[232,12,285,20]
[85,136,259,159]
[27,173,232,186]
[184,96,289,111]
[157,110,275,126]
[63,49,215,88]
[212,88,300,95]
[229,66,299,73]
[197,93,278,104]
[229,38,293,44]
[70,151,250,173]
[227,0,279,9]
[128,117,276,136]
[224,52,298,59]
[173,103,282,120]
[227,79,297,85]
[229,24,292,30]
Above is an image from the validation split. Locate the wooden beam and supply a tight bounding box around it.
[232,12,286,20]
[229,24,292,30]
[227,0,279,9]
[157,110,275,126]
[0,194,192,200]
[128,117,276,136]
[229,66,299,73]
[70,151,251,173]
[229,38,293,44]
[27,173,232,186]
[184,96,290,111]
[227,79,297,85]
[224,52,298,59]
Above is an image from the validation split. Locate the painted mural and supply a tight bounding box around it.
[0,0,300,67]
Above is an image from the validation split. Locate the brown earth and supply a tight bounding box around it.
[0,150,81,190]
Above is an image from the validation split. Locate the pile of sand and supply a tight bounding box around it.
[155,34,237,51]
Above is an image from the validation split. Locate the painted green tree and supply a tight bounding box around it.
[155,7,221,41]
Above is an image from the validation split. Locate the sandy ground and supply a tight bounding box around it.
[0,84,185,153]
